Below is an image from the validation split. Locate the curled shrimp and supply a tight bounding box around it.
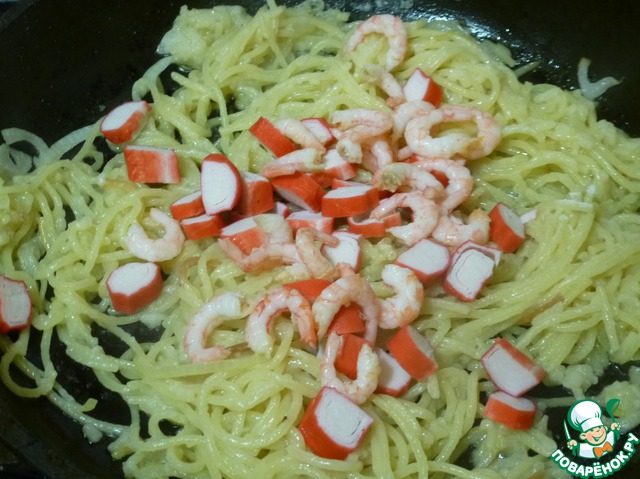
[184,292,246,362]
[405,105,501,160]
[245,287,317,355]
[295,227,339,280]
[274,118,327,153]
[312,273,379,342]
[124,208,185,262]
[361,136,394,173]
[413,157,473,212]
[321,332,380,405]
[362,64,405,107]
[370,191,440,246]
[377,264,424,329]
[392,100,436,143]
[331,109,393,163]
[219,238,300,274]
[373,162,444,197]
[431,209,490,247]
[344,14,407,71]
[260,148,323,178]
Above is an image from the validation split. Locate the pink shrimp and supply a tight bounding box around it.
[274,118,327,153]
[369,191,440,246]
[377,264,424,329]
[320,332,380,405]
[184,292,246,362]
[391,100,436,143]
[124,208,185,262]
[312,273,379,342]
[331,109,393,163]
[260,148,323,178]
[431,209,491,247]
[218,238,300,274]
[361,135,394,173]
[363,64,405,107]
[404,105,501,160]
[245,287,317,355]
[373,162,444,197]
[413,157,473,212]
[344,14,408,71]
[295,227,340,280]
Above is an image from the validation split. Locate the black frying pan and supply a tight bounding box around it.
[0,1,639,477]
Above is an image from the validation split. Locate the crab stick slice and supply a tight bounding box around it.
[123,146,180,184]
[483,391,537,430]
[106,262,163,315]
[321,231,362,272]
[271,201,291,217]
[395,238,451,286]
[249,116,298,157]
[334,333,368,380]
[236,171,275,217]
[271,172,325,212]
[301,117,337,147]
[100,100,151,144]
[299,386,374,460]
[375,348,412,397]
[170,191,205,220]
[443,244,496,301]
[327,303,366,336]
[387,325,438,381]
[284,278,332,301]
[219,217,267,255]
[346,211,402,238]
[321,185,379,218]
[0,275,32,333]
[481,338,546,397]
[180,213,225,241]
[286,211,334,235]
[312,149,358,187]
[488,203,526,253]
[200,154,242,215]
[403,68,443,107]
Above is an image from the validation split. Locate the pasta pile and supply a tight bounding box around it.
[1,1,640,478]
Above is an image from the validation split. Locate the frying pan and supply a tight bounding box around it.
[0,0,639,477]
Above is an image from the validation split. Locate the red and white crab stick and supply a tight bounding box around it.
[219,216,268,255]
[106,262,163,315]
[123,146,180,184]
[170,191,205,220]
[386,325,438,381]
[403,68,443,107]
[488,202,526,253]
[321,185,379,218]
[236,171,275,217]
[394,238,451,286]
[180,214,225,241]
[375,348,412,397]
[299,386,374,460]
[271,172,326,212]
[0,275,32,333]
[200,154,242,215]
[249,116,298,157]
[483,391,537,430]
[322,231,362,272]
[481,338,546,397]
[301,117,336,147]
[443,242,499,302]
[100,100,151,145]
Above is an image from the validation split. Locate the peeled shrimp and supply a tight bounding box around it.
[370,191,440,246]
[431,209,491,247]
[245,287,317,355]
[219,238,300,274]
[331,109,393,163]
[260,148,323,178]
[312,273,379,342]
[344,14,407,71]
[184,292,246,362]
[361,136,394,173]
[124,208,185,262]
[274,118,327,153]
[405,105,501,160]
[391,100,436,143]
[413,158,473,212]
[321,332,380,405]
[377,264,424,329]
[363,64,405,107]
[295,227,339,280]
[373,162,444,197]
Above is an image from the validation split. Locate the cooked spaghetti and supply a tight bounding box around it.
[1,1,640,478]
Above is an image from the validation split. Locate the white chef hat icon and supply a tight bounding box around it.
[568,399,604,433]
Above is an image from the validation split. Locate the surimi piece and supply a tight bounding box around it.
[386,325,438,381]
[327,303,366,336]
[170,191,205,220]
[271,201,291,217]
[284,278,332,301]
[321,231,362,272]
[321,185,379,218]
[271,172,326,212]
[180,214,225,240]
[0,275,32,333]
[106,262,163,315]
[219,217,268,255]
[200,154,242,215]
[312,149,357,187]
[123,146,180,184]
[301,117,336,147]
[488,202,526,253]
[481,338,546,397]
[299,386,374,460]
[483,391,537,430]
[395,238,451,285]
[334,333,368,380]
[249,116,298,157]
[100,100,151,144]
[237,171,275,217]
[286,211,334,235]
[443,243,497,301]
[403,68,443,107]
[375,348,412,397]
[346,212,402,238]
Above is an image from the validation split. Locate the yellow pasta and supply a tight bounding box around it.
[1,1,640,478]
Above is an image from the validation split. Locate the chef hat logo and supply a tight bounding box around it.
[567,399,604,433]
